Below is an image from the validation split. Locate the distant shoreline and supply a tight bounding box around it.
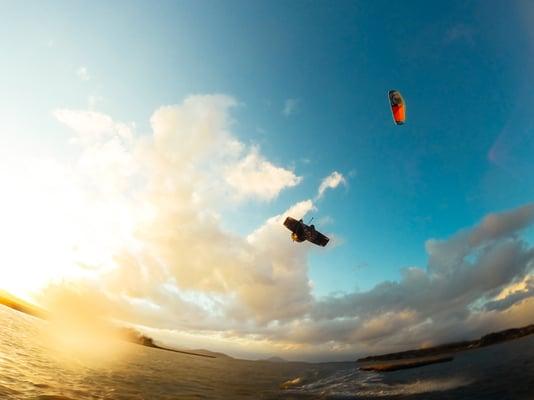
[144,342,217,358]
[357,324,534,362]
[359,355,454,372]
[2,290,532,364]
[0,291,216,359]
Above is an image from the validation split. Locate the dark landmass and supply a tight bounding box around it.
[265,356,288,363]
[0,291,218,358]
[108,327,220,358]
[191,349,233,359]
[118,327,158,347]
[151,345,217,358]
[359,356,454,372]
[358,324,534,362]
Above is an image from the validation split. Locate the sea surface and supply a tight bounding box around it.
[0,305,532,399]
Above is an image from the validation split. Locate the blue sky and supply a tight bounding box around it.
[1,1,533,359]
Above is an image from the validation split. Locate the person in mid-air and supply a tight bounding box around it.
[283,217,329,247]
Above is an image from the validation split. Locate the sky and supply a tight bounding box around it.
[0,0,533,361]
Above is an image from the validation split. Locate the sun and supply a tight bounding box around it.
[0,136,148,304]
[0,155,139,301]
[0,158,85,300]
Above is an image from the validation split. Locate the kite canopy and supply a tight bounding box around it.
[388,90,406,125]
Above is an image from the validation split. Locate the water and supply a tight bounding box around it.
[0,305,532,399]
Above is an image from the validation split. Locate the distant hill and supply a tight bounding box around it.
[0,290,221,359]
[264,356,288,362]
[150,345,219,358]
[358,324,534,362]
[107,328,222,358]
[190,349,233,359]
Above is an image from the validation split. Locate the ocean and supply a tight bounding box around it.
[0,305,532,399]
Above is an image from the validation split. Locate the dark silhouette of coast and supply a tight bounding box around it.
[0,290,216,358]
[357,324,534,372]
[358,324,534,363]
[117,327,217,358]
[360,355,454,372]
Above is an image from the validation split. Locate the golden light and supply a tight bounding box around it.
[0,156,134,301]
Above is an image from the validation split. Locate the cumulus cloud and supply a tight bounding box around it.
[282,98,299,116]
[469,204,534,246]
[48,94,313,334]
[310,204,534,356]
[317,171,346,199]
[425,204,534,276]
[54,109,132,142]
[225,147,301,201]
[483,275,534,312]
[30,94,534,361]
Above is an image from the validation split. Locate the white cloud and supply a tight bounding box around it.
[48,94,313,331]
[483,275,534,311]
[469,204,534,246]
[55,109,113,135]
[77,66,90,81]
[53,109,133,145]
[225,147,302,201]
[37,95,534,361]
[317,171,346,199]
[310,204,534,356]
[282,98,299,116]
